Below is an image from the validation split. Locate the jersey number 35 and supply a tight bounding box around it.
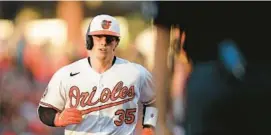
[114,108,136,126]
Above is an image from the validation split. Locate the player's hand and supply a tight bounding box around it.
[54,108,83,127]
[141,127,155,135]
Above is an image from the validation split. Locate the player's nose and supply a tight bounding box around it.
[100,37,107,45]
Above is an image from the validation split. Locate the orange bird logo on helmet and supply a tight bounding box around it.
[101,20,112,29]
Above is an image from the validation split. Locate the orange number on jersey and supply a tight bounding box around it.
[114,109,125,126]
[114,108,136,126]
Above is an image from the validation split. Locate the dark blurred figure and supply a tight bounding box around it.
[154,2,271,135]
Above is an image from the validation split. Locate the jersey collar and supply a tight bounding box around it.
[87,56,117,68]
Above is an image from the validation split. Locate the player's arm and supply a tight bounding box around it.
[38,106,58,127]
[138,65,158,134]
[37,68,82,127]
[38,106,82,127]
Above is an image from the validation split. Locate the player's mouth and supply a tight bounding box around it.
[99,48,107,52]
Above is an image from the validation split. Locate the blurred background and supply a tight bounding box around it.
[1,1,271,135]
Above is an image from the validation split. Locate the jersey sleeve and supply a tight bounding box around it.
[39,68,66,112]
[138,65,156,105]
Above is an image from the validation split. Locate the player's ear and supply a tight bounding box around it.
[180,30,186,49]
[116,37,120,45]
[113,38,120,51]
[113,44,118,51]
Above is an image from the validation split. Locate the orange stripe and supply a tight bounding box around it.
[39,102,62,112]
[88,30,120,37]
[142,97,156,105]
[81,98,133,115]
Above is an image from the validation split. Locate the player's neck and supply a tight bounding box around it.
[90,56,115,74]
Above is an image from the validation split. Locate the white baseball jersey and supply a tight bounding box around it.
[39,57,156,135]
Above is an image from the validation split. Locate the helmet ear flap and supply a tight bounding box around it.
[85,22,94,50]
[86,36,93,50]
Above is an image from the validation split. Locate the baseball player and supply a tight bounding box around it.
[37,14,158,135]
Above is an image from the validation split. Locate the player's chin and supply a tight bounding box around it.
[96,53,107,60]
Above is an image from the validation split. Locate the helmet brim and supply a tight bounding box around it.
[88,30,120,37]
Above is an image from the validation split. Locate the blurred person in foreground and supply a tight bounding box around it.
[167,27,191,135]
[154,2,271,135]
[37,14,158,135]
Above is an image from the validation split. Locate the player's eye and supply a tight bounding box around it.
[106,36,118,44]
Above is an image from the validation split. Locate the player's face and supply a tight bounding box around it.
[91,35,119,60]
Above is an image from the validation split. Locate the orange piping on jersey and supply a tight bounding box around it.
[81,97,134,115]
[141,97,156,105]
[39,102,62,112]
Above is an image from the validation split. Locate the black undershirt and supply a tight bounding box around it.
[38,106,58,127]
